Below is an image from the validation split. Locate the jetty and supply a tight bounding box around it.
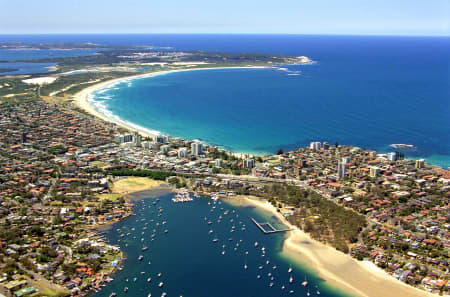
[251,218,292,234]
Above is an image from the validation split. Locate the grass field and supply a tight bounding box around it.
[111,177,166,195]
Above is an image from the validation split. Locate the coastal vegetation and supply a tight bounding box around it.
[236,184,367,253]
[110,169,175,180]
[0,42,447,296]
[0,68,17,73]
[39,71,135,97]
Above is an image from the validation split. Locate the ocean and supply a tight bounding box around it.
[73,34,448,168]
[1,35,448,166]
[92,191,351,297]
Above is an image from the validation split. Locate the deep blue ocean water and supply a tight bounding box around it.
[1,34,448,166]
[92,191,351,297]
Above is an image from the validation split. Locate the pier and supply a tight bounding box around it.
[251,218,292,234]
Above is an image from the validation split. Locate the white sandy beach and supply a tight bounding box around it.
[23,76,57,85]
[73,67,438,297]
[233,196,437,297]
[73,66,267,139]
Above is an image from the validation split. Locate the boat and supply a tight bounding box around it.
[110,293,117,297]
[142,246,148,251]
[147,278,151,282]
[213,238,219,243]
[138,255,144,261]
[307,289,310,296]
[157,272,162,277]
[282,285,285,290]
[163,229,168,234]
[158,282,164,288]
[123,287,128,293]
[133,277,137,282]
[289,276,293,283]
[254,242,259,247]
[147,294,151,297]
[302,275,308,286]
[288,265,292,273]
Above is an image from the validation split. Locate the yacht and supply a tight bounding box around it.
[302,275,308,286]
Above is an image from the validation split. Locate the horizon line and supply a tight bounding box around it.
[0,32,448,38]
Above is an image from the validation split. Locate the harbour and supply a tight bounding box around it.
[90,190,350,297]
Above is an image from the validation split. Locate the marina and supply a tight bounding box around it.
[91,190,346,297]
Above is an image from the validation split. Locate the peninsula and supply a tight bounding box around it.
[0,43,447,297]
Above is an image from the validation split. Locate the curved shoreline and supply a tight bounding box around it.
[73,67,441,297]
[73,66,268,140]
[236,196,437,297]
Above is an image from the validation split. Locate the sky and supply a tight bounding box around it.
[0,0,448,36]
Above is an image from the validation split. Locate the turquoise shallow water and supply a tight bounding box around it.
[92,191,352,297]
[90,62,449,168]
[2,34,448,168]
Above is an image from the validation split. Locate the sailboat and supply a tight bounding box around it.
[302,275,308,286]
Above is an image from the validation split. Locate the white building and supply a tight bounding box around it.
[133,133,141,146]
[191,142,203,156]
[141,141,151,150]
[342,157,351,164]
[114,134,133,144]
[415,159,425,169]
[215,159,224,167]
[178,148,189,158]
[370,166,380,177]
[337,162,346,179]
[310,142,321,150]
[160,145,170,154]
[388,152,397,162]
[243,158,255,169]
